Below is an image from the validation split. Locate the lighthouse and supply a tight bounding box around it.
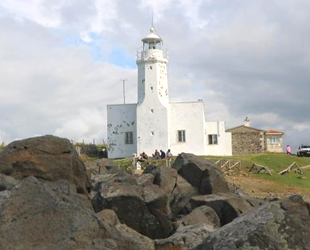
[136,27,169,154]
[107,26,232,158]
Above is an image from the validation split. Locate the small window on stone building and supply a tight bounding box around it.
[150,66,152,70]
[142,79,145,84]
[268,136,279,144]
[151,131,154,136]
[178,130,186,142]
[208,134,218,145]
[125,132,133,144]
[150,109,154,113]
[150,86,153,90]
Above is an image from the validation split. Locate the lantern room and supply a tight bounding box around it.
[142,27,162,51]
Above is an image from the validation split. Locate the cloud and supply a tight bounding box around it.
[0,0,309,153]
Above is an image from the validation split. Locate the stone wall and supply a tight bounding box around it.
[227,126,266,155]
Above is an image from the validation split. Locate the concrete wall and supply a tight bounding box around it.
[228,126,266,155]
[107,104,137,158]
[206,121,232,156]
[266,134,283,153]
[169,101,206,155]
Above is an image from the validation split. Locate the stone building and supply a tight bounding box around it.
[107,27,232,158]
[226,118,284,155]
[265,130,284,153]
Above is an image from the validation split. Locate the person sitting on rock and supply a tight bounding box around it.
[160,150,166,159]
[153,149,160,159]
[166,149,172,158]
[141,151,148,160]
[138,153,145,162]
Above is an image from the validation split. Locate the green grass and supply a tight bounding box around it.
[104,153,310,190]
[205,153,310,189]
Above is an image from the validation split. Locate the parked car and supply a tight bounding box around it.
[297,145,310,157]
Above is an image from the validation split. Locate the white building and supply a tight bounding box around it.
[107,27,232,158]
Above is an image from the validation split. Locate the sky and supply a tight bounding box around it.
[0,0,309,152]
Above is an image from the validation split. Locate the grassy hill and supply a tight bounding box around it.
[206,153,310,189]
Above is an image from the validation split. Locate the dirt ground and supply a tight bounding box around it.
[225,171,310,202]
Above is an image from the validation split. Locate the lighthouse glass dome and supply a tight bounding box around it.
[142,27,162,51]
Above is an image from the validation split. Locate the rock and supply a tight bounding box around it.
[194,195,310,250]
[0,135,91,194]
[0,176,155,250]
[178,205,221,229]
[155,223,214,250]
[143,165,178,194]
[186,193,255,226]
[0,176,103,250]
[112,224,155,250]
[96,209,120,227]
[170,175,198,216]
[92,181,173,239]
[136,173,155,186]
[172,153,230,195]
[0,174,17,191]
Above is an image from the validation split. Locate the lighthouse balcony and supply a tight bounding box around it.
[136,48,168,61]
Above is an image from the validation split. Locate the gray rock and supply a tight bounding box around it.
[155,223,214,250]
[143,165,178,194]
[0,174,17,191]
[170,175,198,216]
[0,175,154,250]
[172,153,230,195]
[187,193,255,226]
[178,205,220,229]
[194,195,310,250]
[92,181,173,239]
[0,176,102,250]
[0,135,91,194]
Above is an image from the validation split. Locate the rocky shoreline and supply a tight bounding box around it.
[0,135,310,250]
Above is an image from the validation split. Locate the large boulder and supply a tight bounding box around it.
[0,135,91,193]
[172,153,230,195]
[186,193,256,226]
[194,195,310,250]
[0,176,155,250]
[143,165,178,194]
[0,176,104,250]
[170,175,197,217]
[177,205,221,229]
[92,180,173,239]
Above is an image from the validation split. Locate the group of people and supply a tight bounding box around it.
[136,149,172,162]
[152,149,172,159]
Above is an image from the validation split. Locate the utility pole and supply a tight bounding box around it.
[120,78,127,104]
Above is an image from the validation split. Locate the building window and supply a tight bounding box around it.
[268,136,280,144]
[208,134,218,145]
[178,130,186,142]
[125,132,133,144]
[151,131,154,136]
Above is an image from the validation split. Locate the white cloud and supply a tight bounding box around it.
[0,0,309,151]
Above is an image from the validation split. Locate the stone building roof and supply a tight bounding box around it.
[226,125,266,133]
[266,129,284,135]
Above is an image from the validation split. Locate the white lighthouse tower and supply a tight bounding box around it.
[136,27,169,154]
[107,26,232,158]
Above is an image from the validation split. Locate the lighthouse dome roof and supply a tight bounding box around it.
[141,27,162,42]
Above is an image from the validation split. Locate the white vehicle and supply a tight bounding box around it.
[297,145,310,157]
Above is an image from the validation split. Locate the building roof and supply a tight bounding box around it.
[141,27,162,42]
[266,129,284,135]
[226,125,266,133]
